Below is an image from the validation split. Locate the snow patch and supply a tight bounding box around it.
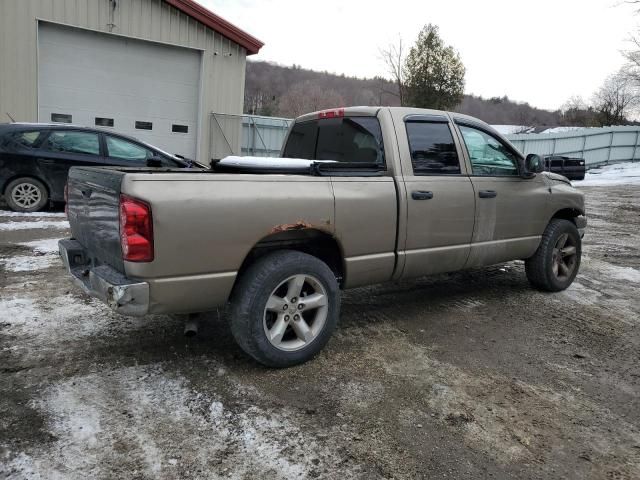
[0,220,69,231]
[1,254,59,272]
[0,210,66,218]
[19,238,62,255]
[8,366,355,479]
[574,162,640,186]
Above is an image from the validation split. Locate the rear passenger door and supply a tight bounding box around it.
[35,130,104,201]
[396,115,476,278]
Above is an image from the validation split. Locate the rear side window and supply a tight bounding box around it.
[406,122,461,174]
[42,131,100,156]
[0,131,42,150]
[282,117,385,165]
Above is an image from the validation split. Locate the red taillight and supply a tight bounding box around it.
[119,195,154,262]
[318,108,344,119]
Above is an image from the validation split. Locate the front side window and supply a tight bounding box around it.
[406,122,460,174]
[42,131,100,156]
[459,125,519,176]
[106,136,153,161]
[282,117,385,165]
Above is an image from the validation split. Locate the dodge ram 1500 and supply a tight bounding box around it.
[59,107,586,367]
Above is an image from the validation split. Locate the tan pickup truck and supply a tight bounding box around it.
[59,107,586,367]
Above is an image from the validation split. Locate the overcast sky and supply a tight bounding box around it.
[202,0,638,111]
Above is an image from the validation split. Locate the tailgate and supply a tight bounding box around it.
[67,167,125,273]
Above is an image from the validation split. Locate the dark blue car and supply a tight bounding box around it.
[0,123,201,212]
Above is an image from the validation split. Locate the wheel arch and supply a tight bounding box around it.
[549,207,584,226]
[233,228,346,294]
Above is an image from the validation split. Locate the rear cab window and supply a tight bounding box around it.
[282,116,385,167]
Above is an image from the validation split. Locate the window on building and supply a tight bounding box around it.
[172,124,189,133]
[406,122,461,174]
[42,131,100,156]
[51,113,72,123]
[95,117,114,127]
[135,121,153,130]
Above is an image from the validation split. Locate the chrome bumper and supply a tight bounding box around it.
[58,239,149,316]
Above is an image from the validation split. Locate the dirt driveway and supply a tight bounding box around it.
[1,184,639,480]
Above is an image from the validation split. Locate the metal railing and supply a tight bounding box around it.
[210,113,292,160]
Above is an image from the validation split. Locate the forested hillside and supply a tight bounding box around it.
[244,60,564,126]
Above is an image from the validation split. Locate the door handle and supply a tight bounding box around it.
[411,190,434,200]
[478,190,497,198]
[38,159,55,165]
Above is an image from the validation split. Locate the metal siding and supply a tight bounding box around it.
[506,126,640,167]
[0,0,246,163]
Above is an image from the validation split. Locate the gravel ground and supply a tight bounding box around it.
[0,183,639,480]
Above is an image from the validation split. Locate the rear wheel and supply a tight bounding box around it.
[5,177,49,212]
[228,250,340,368]
[525,219,581,292]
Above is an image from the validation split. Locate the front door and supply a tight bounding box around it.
[399,117,476,278]
[455,122,549,267]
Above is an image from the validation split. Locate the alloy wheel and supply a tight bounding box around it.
[263,274,329,352]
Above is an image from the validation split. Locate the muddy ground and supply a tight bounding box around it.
[0,184,639,480]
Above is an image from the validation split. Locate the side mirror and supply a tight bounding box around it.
[523,153,544,177]
[146,156,164,167]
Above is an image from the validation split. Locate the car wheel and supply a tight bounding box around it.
[5,177,49,212]
[228,250,340,368]
[525,219,581,292]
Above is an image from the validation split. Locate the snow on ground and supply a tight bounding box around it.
[0,220,69,231]
[19,238,62,255]
[1,254,60,272]
[0,210,66,218]
[2,364,357,480]
[574,162,640,186]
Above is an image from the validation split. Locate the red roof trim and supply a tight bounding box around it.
[164,0,264,55]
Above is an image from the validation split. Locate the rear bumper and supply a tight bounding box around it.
[59,239,149,316]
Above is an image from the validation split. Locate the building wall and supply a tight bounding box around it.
[0,0,247,162]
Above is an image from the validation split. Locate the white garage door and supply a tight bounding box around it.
[38,22,201,159]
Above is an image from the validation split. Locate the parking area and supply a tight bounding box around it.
[1,181,639,479]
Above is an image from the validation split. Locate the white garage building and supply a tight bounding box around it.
[0,0,263,162]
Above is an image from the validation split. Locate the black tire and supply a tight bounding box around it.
[525,219,581,292]
[5,177,49,212]
[228,250,340,368]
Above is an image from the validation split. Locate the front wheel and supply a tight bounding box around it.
[228,250,340,368]
[525,219,581,292]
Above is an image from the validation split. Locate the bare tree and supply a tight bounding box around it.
[379,37,407,106]
[277,81,345,118]
[592,70,639,125]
